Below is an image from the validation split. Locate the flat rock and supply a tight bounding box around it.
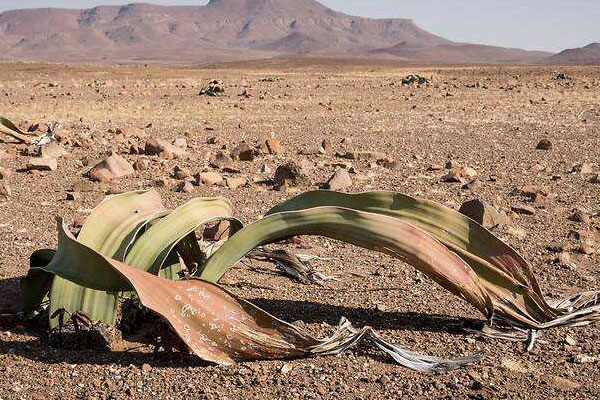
[511,204,536,215]
[225,177,247,189]
[27,157,57,171]
[88,154,134,182]
[39,142,68,159]
[196,172,223,186]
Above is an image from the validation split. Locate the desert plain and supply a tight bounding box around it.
[0,60,599,399]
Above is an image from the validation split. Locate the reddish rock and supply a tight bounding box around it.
[264,138,283,155]
[145,138,185,158]
[88,154,134,182]
[442,166,477,183]
[196,172,223,186]
[203,220,230,241]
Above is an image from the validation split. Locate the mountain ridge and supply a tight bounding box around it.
[0,0,559,64]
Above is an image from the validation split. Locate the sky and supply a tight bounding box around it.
[0,0,598,52]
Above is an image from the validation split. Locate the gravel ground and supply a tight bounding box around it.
[0,61,599,399]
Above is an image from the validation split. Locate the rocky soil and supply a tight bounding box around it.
[0,61,599,399]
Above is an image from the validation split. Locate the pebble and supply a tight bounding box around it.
[536,138,552,150]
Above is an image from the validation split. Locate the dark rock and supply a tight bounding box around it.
[459,199,509,228]
[536,139,552,150]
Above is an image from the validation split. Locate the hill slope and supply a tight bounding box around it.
[546,43,600,65]
[0,0,551,64]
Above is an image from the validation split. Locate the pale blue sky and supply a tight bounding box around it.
[0,0,598,52]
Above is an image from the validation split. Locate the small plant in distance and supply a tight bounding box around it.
[199,80,225,96]
[402,74,429,85]
[20,190,600,372]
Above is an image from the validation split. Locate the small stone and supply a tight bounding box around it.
[376,157,397,169]
[133,159,149,171]
[203,220,230,241]
[27,157,57,171]
[536,138,552,150]
[0,182,10,200]
[176,180,195,193]
[141,363,151,373]
[545,375,580,391]
[340,150,385,161]
[225,177,247,189]
[326,169,352,190]
[515,185,549,204]
[264,138,283,155]
[319,139,332,154]
[173,137,187,149]
[557,252,571,265]
[231,142,255,161]
[172,165,192,180]
[280,363,293,374]
[0,167,11,180]
[530,163,546,173]
[511,204,536,215]
[88,154,134,182]
[564,336,577,346]
[196,172,223,186]
[589,173,600,184]
[340,137,352,147]
[572,163,594,175]
[154,178,176,189]
[273,161,309,188]
[428,163,444,171]
[573,354,597,364]
[209,151,234,169]
[66,192,78,201]
[459,199,508,228]
[260,163,271,174]
[441,166,477,183]
[145,138,185,158]
[569,209,590,224]
[579,242,596,255]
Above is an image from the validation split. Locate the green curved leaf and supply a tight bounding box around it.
[265,191,556,325]
[200,206,494,318]
[48,190,166,326]
[125,197,242,274]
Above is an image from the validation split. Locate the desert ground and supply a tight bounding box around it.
[0,60,599,399]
